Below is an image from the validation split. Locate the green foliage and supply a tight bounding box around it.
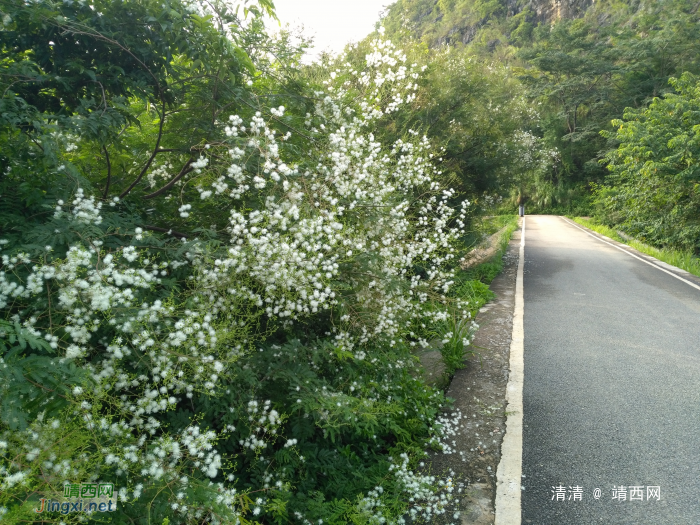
[435,311,477,376]
[454,279,494,309]
[518,1,700,208]
[0,321,88,431]
[185,337,444,521]
[477,214,516,237]
[408,49,531,199]
[383,0,700,215]
[341,38,533,213]
[487,214,518,262]
[457,214,517,287]
[598,73,700,252]
[382,0,512,47]
[518,19,620,181]
[0,1,470,522]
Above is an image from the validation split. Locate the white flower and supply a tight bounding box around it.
[66,345,84,359]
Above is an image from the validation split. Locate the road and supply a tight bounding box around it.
[521,215,700,524]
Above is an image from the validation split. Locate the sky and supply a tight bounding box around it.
[267,0,392,60]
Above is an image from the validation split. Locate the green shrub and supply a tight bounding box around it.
[0,1,473,522]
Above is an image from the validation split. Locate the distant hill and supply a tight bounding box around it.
[378,0,700,224]
[381,0,595,47]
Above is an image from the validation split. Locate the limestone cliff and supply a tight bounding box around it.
[383,0,597,47]
[522,0,594,23]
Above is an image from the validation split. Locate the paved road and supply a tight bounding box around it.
[521,216,700,525]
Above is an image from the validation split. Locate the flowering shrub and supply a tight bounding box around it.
[0,2,476,523]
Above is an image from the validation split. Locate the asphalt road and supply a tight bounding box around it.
[521,215,700,525]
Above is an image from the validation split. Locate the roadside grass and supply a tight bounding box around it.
[480,214,519,236]
[437,214,519,376]
[571,217,700,278]
[458,214,519,299]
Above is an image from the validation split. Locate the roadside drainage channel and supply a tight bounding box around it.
[422,218,522,524]
[494,217,524,525]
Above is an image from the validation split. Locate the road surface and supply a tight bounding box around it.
[521,215,700,524]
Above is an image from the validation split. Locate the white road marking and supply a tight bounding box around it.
[495,216,525,525]
[561,217,700,293]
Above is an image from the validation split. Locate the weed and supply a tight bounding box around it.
[436,310,478,376]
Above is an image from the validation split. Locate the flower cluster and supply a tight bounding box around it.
[239,399,282,452]
[51,189,102,226]
[1,34,474,524]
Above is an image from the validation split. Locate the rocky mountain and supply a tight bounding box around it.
[524,0,594,22]
[382,0,596,47]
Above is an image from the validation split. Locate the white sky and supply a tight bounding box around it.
[267,0,392,60]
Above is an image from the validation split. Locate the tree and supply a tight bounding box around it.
[598,72,700,251]
[500,130,560,210]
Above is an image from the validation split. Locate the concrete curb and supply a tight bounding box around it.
[494,217,525,525]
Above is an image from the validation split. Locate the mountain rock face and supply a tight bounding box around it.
[522,0,594,22]
[383,0,598,47]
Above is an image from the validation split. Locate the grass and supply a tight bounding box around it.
[458,214,519,293]
[437,214,520,376]
[480,214,519,236]
[571,217,700,278]
[494,215,520,253]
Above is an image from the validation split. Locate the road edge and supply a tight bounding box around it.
[561,217,700,293]
[494,216,525,525]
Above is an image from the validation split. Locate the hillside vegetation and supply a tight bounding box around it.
[381,0,700,252]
